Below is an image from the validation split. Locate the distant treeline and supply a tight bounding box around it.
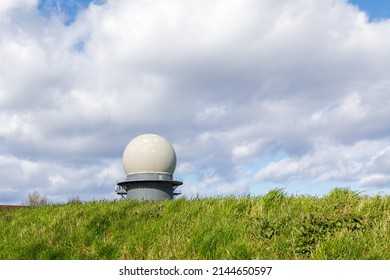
[0,205,25,209]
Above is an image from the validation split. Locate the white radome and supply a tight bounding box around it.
[122,134,177,175]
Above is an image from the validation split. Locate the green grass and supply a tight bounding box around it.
[1,188,389,259]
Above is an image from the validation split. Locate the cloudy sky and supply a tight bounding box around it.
[1,0,390,204]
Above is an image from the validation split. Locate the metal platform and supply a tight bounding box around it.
[115,173,183,200]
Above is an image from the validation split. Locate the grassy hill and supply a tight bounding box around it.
[0,188,389,260]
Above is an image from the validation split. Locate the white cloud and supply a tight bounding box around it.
[195,104,227,124]
[0,154,121,204]
[0,0,35,13]
[1,0,390,203]
[232,140,264,161]
[359,174,390,189]
[256,140,390,192]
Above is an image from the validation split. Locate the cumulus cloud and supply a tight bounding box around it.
[1,0,390,204]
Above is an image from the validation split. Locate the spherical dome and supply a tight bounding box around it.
[123,134,177,175]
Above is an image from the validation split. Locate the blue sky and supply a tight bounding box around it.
[349,0,390,20]
[38,0,105,25]
[1,0,390,204]
[37,1,390,24]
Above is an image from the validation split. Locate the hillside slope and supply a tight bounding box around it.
[0,188,389,260]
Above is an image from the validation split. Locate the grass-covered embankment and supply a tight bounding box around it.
[0,188,389,260]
